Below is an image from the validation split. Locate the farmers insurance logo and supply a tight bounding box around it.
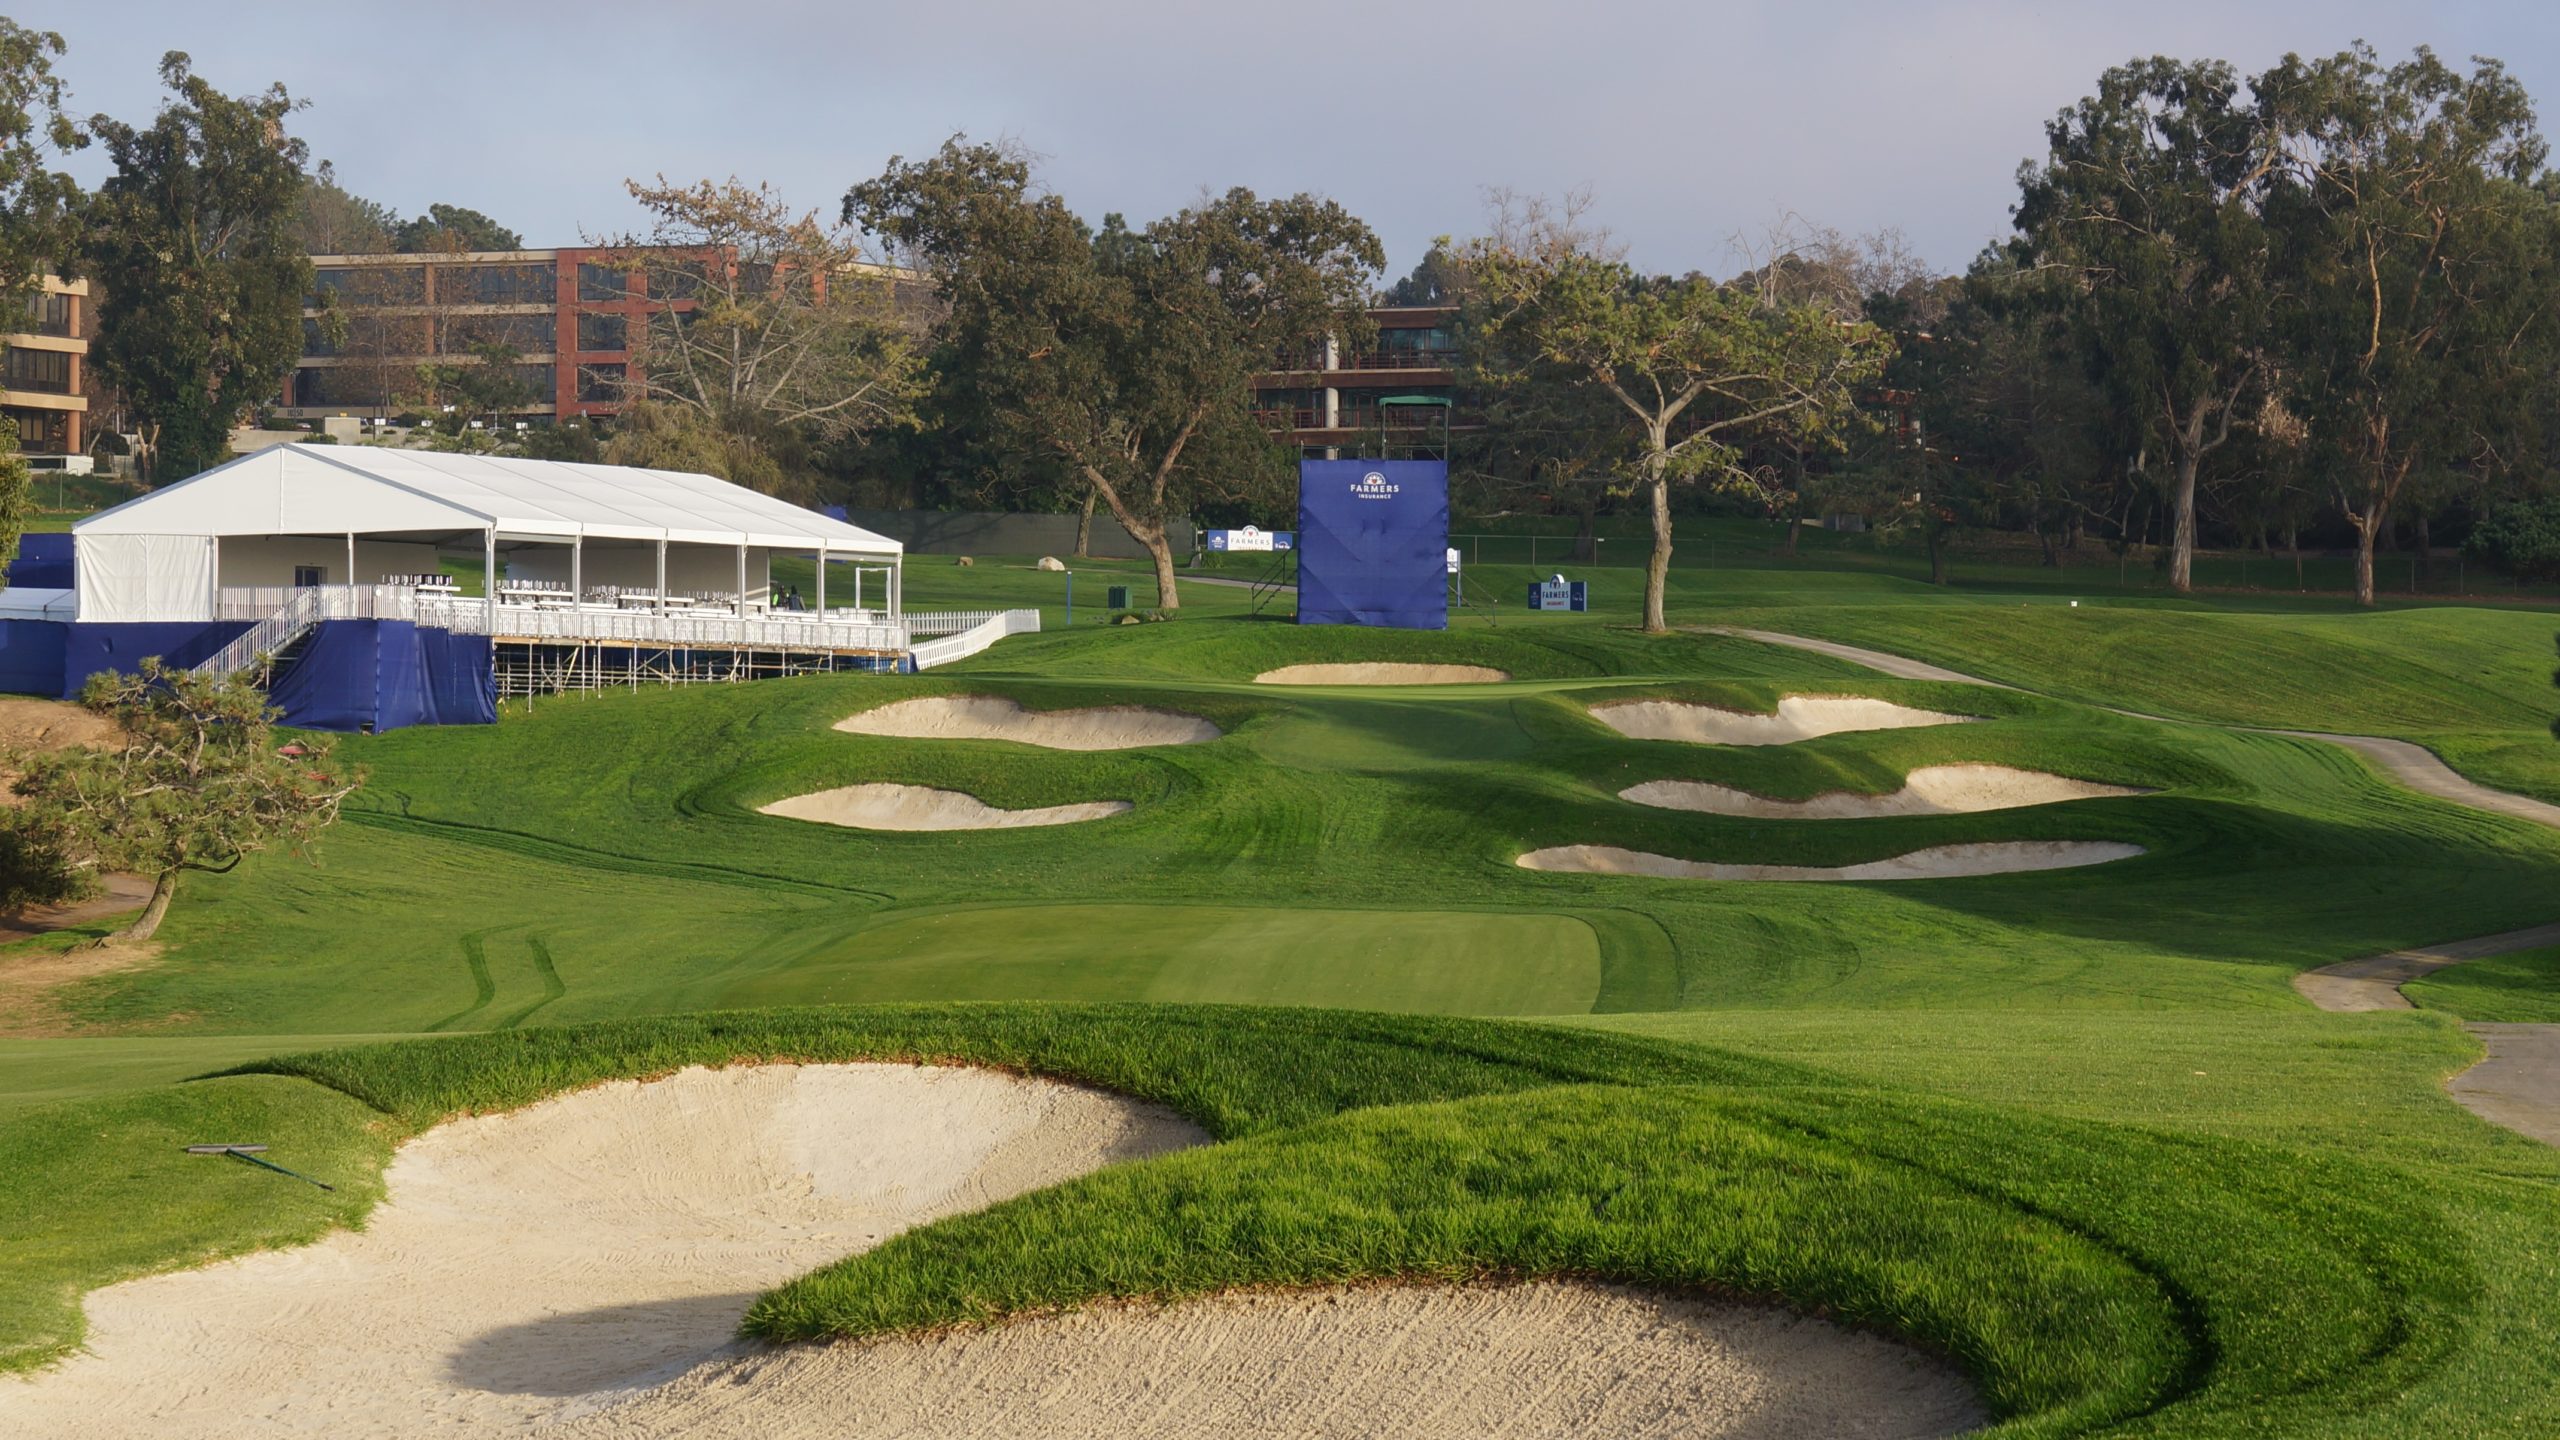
[1350,470,1400,501]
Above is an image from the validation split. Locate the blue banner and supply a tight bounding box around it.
[1295,459,1450,629]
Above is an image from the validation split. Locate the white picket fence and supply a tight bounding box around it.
[908,609,1042,670]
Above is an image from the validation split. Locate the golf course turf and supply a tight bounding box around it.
[3,552,2557,1437]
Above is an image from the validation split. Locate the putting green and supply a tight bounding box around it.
[713,904,1605,1016]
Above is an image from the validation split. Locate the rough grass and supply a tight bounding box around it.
[2406,946,2560,1023]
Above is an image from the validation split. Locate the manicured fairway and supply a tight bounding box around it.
[712,903,1604,1015]
[4,553,2558,1437]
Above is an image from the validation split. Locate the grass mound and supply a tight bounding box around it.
[184,1004,2480,1439]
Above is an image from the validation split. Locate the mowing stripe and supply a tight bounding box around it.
[494,936,568,1031]
[423,926,516,1033]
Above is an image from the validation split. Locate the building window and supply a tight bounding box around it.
[440,313,555,355]
[312,265,424,306]
[2,406,68,451]
[576,364,626,403]
[0,346,71,394]
[435,262,553,306]
[293,565,326,588]
[575,311,626,352]
[15,291,71,337]
[577,263,632,303]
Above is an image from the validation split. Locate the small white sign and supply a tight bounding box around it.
[1446,547,1461,575]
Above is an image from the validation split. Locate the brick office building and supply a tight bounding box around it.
[275,248,699,425]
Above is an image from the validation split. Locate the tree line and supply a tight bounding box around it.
[7,22,2560,616]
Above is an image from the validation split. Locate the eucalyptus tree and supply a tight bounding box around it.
[849,139,1382,606]
[592,176,930,503]
[0,17,83,311]
[2012,57,2278,593]
[2257,44,2560,604]
[83,54,311,483]
[1459,219,1888,631]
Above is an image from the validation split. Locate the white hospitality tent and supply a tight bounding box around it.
[71,447,904,624]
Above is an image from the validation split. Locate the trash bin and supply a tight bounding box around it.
[1106,585,1131,610]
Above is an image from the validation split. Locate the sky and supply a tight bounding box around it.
[19,1,2560,281]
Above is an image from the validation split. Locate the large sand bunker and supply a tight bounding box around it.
[0,1064,1200,1439]
[835,696,1219,750]
[1520,839,2144,881]
[0,1062,1982,1439]
[1593,696,1975,746]
[1254,662,1512,686]
[761,783,1130,831]
[1625,765,2148,819]
[562,1281,1983,1439]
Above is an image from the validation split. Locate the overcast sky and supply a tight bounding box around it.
[19,1,2560,280]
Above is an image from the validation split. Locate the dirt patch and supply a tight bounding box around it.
[561,1280,1984,1439]
[761,783,1130,831]
[836,696,1219,751]
[1254,663,1511,686]
[0,697,121,810]
[1519,840,2144,881]
[1624,765,2148,819]
[1592,696,1975,747]
[0,926,162,1038]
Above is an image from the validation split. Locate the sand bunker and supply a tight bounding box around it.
[0,1061,1981,1439]
[761,783,1129,831]
[0,1064,1202,1439]
[1254,662,1511,686]
[560,1281,1983,1439]
[835,696,1219,750]
[1520,840,2144,881]
[1593,696,1975,746]
[1625,765,2148,819]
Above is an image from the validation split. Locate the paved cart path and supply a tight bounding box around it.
[1708,625,2560,1150]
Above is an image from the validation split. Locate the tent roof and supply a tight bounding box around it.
[75,447,904,555]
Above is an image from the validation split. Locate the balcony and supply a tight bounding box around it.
[1253,406,1459,433]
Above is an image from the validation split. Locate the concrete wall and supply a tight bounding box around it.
[217,536,441,588]
[845,508,1196,561]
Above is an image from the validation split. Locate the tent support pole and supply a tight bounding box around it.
[571,534,583,608]
[484,529,497,632]
[345,532,355,594]
[735,543,747,617]
[815,544,825,614]
[655,538,667,601]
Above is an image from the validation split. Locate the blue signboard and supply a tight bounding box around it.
[1296,459,1450,629]
[1526,579,1589,612]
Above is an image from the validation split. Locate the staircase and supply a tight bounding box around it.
[195,587,326,681]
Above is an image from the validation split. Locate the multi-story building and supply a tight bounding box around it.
[275,248,696,424]
[1253,304,1464,456]
[3,275,89,458]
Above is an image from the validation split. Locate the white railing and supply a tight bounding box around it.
[197,587,329,676]
[904,609,1015,637]
[416,597,908,653]
[200,587,1036,671]
[214,584,422,623]
[909,609,1041,670]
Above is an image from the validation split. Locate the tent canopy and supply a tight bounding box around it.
[76,447,904,556]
